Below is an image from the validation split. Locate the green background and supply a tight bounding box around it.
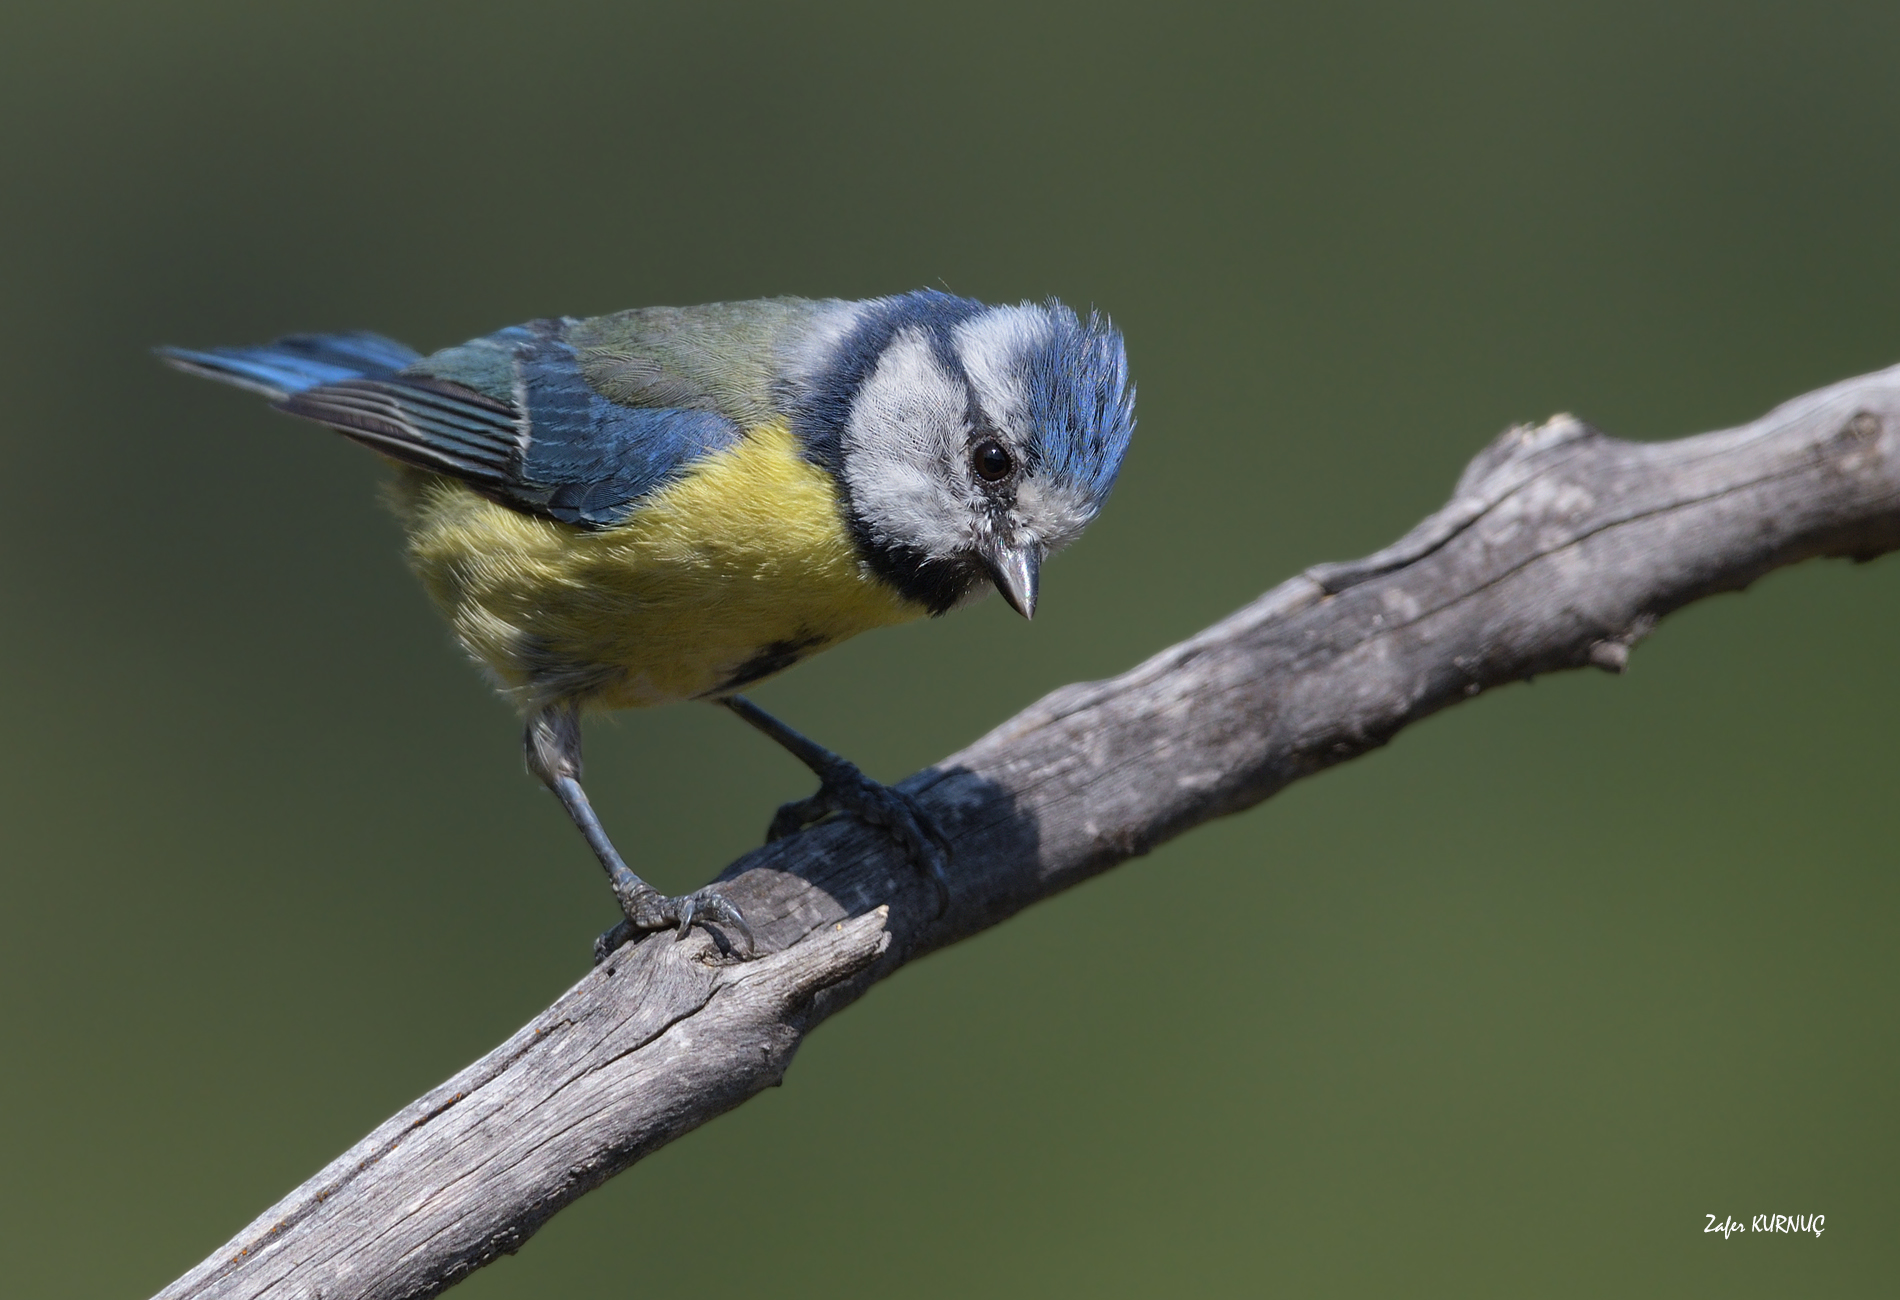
[1,3,1893,1295]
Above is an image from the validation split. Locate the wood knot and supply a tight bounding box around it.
[1588,640,1630,673]
[1845,411,1882,441]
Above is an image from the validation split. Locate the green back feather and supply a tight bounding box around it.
[566,297,826,428]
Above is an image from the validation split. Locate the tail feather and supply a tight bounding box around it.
[156,331,421,400]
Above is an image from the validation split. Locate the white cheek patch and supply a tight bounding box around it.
[842,327,976,557]
[1012,475,1098,555]
[957,305,1097,554]
[954,304,1052,433]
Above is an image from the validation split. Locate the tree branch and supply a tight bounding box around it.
[155,364,1900,1300]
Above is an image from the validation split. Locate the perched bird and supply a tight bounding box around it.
[159,291,1135,956]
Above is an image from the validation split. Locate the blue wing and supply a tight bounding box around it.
[158,332,421,397]
[160,320,741,528]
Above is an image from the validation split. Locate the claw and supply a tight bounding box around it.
[669,887,754,956]
[694,890,756,955]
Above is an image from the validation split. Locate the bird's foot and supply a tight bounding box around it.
[593,883,754,965]
[769,760,951,915]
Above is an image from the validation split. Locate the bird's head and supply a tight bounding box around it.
[817,292,1136,617]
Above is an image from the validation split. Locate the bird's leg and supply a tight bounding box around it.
[525,701,753,962]
[720,695,951,915]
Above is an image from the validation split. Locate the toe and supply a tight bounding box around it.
[767,793,828,843]
[592,920,634,965]
[889,792,953,916]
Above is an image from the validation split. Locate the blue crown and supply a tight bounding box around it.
[1023,301,1136,509]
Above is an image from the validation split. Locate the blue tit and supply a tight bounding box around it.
[159,290,1136,955]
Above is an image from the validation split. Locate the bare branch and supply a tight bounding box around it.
[155,364,1900,1300]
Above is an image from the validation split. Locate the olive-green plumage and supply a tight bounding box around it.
[566,298,824,425]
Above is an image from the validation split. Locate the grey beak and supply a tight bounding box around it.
[980,540,1040,620]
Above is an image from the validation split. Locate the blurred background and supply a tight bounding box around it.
[2,2,1895,1296]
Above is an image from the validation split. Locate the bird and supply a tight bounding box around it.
[158,290,1136,958]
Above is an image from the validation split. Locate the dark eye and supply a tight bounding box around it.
[972,438,1014,482]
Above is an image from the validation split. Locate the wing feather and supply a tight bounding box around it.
[277,322,744,526]
[278,379,517,484]
[168,318,757,528]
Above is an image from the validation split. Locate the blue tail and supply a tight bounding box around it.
[156,331,421,400]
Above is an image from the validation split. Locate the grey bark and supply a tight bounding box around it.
[154,364,1900,1300]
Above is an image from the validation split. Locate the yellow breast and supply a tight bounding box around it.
[395,419,926,711]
